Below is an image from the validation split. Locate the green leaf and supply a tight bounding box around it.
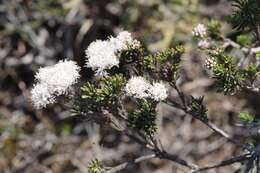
[230,0,260,33]
[143,46,184,82]
[208,50,245,95]
[127,99,157,136]
[238,112,255,123]
[72,74,125,115]
[256,52,260,59]
[189,96,208,121]
[88,159,103,173]
[206,20,222,39]
[236,34,251,46]
[242,64,260,82]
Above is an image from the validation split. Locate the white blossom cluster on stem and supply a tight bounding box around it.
[85,31,140,75]
[125,76,168,101]
[125,76,152,99]
[204,57,216,70]
[192,24,211,49]
[192,24,207,38]
[198,40,210,49]
[109,31,134,51]
[31,60,80,109]
[148,82,168,101]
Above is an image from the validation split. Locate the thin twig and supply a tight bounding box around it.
[110,109,199,171]
[195,153,252,172]
[105,154,156,173]
[223,38,260,54]
[168,85,252,151]
[256,157,260,173]
[188,105,251,151]
[171,82,187,111]
[156,151,198,170]
[122,129,198,169]
[167,100,232,142]
[105,149,198,173]
[123,130,154,150]
[255,25,260,44]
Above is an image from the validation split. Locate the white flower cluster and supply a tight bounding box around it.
[86,40,118,74]
[125,76,151,99]
[125,76,168,101]
[31,60,80,109]
[85,31,140,75]
[192,24,207,38]
[204,57,216,70]
[198,40,210,49]
[149,82,169,101]
[109,31,134,51]
[192,24,211,49]
[31,83,56,109]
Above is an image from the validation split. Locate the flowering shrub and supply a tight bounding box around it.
[29,0,260,172]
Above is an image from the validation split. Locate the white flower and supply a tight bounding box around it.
[117,31,133,44]
[85,31,139,75]
[192,24,207,38]
[125,77,168,101]
[149,82,168,101]
[204,57,216,70]
[31,60,80,108]
[31,83,56,109]
[110,31,134,51]
[85,40,119,72]
[125,76,151,99]
[35,60,80,94]
[131,39,142,49]
[198,40,210,49]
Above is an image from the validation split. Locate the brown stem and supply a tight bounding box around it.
[170,82,187,111]
[105,154,156,173]
[156,151,198,170]
[167,84,252,152]
[195,153,252,172]
[122,129,198,169]
[105,150,198,173]
[255,25,260,44]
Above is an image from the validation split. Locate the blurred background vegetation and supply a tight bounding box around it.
[0,0,258,172]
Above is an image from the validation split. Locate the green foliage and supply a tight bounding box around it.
[73,74,125,114]
[208,50,245,94]
[206,20,222,39]
[256,52,260,58]
[81,83,98,100]
[143,45,184,81]
[119,42,144,65]
[31,0,68,19]
[213,65,245,95]
[236,34,252,46]
[117,42,145,77]
[127,99,157,136]
[59,122,72,135]
[88,159,103,173]
[242,64,260,82]
[189,96,208,121]
[230,0,260,32]
[209,50,260,94]
[238,112,255,123]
